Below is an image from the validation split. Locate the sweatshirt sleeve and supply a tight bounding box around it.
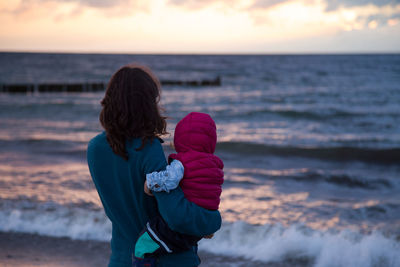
[146,160,184,193]
[153,187,222,237]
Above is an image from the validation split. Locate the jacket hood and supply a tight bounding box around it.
[174,112,217,154]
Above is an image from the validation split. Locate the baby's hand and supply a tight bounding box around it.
[203,234,214,239]
[144,180,154,196]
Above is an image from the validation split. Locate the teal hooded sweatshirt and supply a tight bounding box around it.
[87,132,221,267]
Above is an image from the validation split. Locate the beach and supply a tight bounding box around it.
[0,232,109,267]
[0,53,399,266]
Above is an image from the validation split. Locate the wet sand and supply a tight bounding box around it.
[0,232,109,267]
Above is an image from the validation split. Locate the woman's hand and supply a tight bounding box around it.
[144,180,154,196]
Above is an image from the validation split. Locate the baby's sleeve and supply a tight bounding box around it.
[146,160,184,193]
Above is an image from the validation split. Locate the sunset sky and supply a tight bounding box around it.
[0,0,399,54]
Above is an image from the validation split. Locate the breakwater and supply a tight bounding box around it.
[0,77,221,93]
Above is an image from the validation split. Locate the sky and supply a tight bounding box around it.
[0,0,399,54]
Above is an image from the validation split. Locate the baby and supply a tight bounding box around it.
[134,112,224,260]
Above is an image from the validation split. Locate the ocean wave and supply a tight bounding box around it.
[241,108,358,120]
[217,142,400,164]
[0,201,110,241]
[229,168,392,189]
[0,138,86,146]
[0,138,87,153]
[2,137,399,165]
[323,174,391,189]
[199,221,400,267]
[1,202,398,267]
[288,171,391,190]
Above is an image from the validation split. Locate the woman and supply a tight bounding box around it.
[87,64,221,267]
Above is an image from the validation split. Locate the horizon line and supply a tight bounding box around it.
[1,49,400,56]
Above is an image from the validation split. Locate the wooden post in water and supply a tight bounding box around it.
[0,77,221,93]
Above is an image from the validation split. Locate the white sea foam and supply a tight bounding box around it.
[1,204,399,267]
[0,203,111,241]
[199,221,400,267]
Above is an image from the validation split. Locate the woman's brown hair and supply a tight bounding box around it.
[100,64,167,160]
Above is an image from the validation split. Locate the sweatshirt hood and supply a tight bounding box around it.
[173,112,217,154]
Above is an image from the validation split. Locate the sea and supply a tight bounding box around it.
[0,52,399,267]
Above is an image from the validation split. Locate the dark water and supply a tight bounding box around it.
[0,52,400,266]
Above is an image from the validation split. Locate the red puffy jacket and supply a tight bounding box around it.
[169,112,224,210]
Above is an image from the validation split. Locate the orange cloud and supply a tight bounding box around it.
[0,0,150,19]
